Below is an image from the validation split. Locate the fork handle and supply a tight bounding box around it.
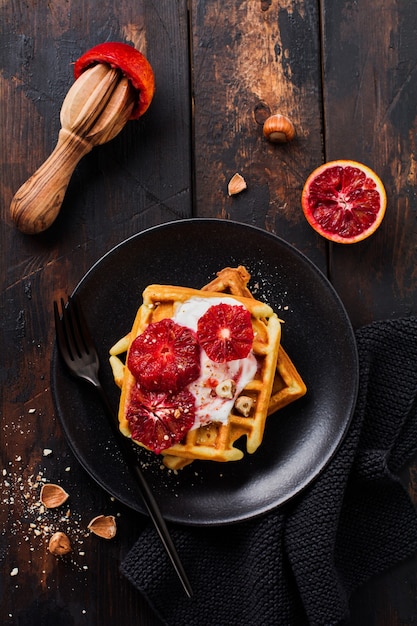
[93,380,193,598]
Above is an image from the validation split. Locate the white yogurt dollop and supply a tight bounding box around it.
[173,297,257,429]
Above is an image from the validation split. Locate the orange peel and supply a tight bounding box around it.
[74,42,155,119]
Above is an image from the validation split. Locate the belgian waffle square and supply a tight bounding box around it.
[109,267,306,469]
[112,283,281,464]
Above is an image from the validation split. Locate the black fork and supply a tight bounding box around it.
[53,295,193,598]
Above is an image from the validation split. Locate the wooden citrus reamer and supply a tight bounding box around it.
[10,63,136,235]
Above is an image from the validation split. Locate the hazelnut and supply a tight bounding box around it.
[228,172,247,196]
[215,379,237,399]
[48,531,71,556]
[88,515,117,539]
[234,396,254,417]
[263,114,295,143]
[40,483,69,508]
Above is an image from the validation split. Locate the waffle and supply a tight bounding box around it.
[109,267,306,469]
[201,267,307,417]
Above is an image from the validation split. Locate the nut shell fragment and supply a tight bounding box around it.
[40,483,69,508]
[48,531,72,556]
[88,515,117,539]
[228,173,247,196]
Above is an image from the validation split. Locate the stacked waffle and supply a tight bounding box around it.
[109,267,306,468]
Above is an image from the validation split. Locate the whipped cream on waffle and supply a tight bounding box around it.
[173,296,257,429]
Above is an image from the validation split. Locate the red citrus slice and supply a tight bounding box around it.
[197,303,254,363]
[301,160,387,243]
[127,386,196,453]
[74,42,155,119]
[127,318,201,392]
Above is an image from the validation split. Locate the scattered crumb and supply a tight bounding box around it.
[1,454,120,575]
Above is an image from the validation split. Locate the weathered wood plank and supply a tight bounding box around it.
[322,0,417,328]
[191,0,327,269]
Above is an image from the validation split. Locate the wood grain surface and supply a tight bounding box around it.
[1,1,416,624]
[322,0,417,328]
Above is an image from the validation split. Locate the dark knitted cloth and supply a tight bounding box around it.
[121,317,417,625]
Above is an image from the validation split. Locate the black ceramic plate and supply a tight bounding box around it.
[51,219,358,526]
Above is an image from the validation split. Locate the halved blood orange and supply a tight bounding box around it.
[301,160,387,244]
[74,42,155,119]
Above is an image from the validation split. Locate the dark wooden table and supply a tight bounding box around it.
[1,1,417,624]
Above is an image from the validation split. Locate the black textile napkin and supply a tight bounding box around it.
[121,317,417,626]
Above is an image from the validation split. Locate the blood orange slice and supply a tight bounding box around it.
[127,386,196,453]
[301,160,387,244]
[197,303,254,363]
[127,318,201,393]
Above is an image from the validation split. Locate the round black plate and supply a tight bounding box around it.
[51,219,358,526]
